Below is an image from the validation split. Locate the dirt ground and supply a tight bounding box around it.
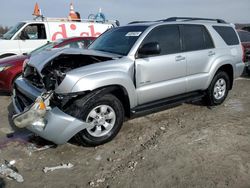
[0,76,250,188]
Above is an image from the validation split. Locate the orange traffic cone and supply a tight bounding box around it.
[33,2,41,17]
[68,3,78,20]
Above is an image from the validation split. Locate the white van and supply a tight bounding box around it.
[0,18,118,58]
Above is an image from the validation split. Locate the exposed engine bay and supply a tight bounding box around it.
[23,54,113,90]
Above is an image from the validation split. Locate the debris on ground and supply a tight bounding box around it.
[0,160,24,183]
[96,178,105,183]
[95,155,102,161]
[28,143,55,152]
[89,178,106,187]
[43,163,74,173]
[160,126,166,131]
[128,161,138,170]
[6,133,14,138]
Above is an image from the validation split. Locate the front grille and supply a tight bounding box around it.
[23,65,44,89]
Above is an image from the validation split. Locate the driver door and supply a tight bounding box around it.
[135,24,187,105]
[17,23,48,54]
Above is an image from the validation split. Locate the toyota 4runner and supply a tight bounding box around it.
[12,17,245,146]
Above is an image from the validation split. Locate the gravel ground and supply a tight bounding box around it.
[0,76,250,188]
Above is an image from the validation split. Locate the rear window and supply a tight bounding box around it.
[182,25,214,52]
[213,26,239,45]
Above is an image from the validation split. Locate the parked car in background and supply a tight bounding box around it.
[237,30,250,75]
[0,37,95,93]
[242,26,250,32]
[0,18,117,58]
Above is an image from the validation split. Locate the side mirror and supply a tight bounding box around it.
[137,42,161,58]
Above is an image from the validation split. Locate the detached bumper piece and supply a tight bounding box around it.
[13,92,52,130]
[12,91,91,145]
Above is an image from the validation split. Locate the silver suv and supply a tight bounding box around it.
[12,17,245,146]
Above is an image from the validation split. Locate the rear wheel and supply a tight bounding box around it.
[246,67,250,76]
[206,71,230,106]
[73,93,124,146]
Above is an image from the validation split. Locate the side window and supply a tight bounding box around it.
[18,24,47,40]
[238,31,250,43]
[141,25,181,56]
[77,40,93,48]
[61,40,90,49]
[203,27,214,49]
[182,25,214,52]
[213,26,239,45]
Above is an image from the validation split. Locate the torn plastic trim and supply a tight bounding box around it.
[13,92,94,145]
[13,91,53,130]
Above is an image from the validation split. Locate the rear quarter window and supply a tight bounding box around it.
[213,26,239,45]
[238,31,250,43]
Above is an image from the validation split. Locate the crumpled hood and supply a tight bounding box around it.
[27,48,122,73]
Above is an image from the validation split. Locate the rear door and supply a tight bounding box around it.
[180,24,216,92]
[135,24,187,105]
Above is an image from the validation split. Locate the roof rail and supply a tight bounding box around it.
[128,17,227,25]
[128,21,152,24]
[162,17,227,23]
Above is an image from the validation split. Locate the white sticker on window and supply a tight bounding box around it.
[125,32,142,37]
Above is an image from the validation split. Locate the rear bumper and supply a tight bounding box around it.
[235,62,245,77]
[12,77,90,145]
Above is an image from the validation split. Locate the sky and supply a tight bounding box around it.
[0,0,249,27]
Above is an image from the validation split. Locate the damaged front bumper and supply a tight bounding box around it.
[12,78,91,145]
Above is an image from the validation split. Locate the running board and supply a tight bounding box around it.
[130,91,205,118]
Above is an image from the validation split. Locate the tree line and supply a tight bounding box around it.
[0,25,9,35]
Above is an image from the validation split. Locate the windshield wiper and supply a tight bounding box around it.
[96,49,124,56]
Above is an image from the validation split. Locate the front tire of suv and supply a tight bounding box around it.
[74,93,124,146]
[206,71,230,106]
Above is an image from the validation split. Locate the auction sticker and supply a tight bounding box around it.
[126,32,142,37]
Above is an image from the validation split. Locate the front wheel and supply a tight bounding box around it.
[74,94,124,146]
[205,71,230,106]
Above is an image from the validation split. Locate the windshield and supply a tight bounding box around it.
[29,39,64,56]
[2,22,26,40]
[89,26,148,55]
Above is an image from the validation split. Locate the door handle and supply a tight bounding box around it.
[208,51,215,56]
[175,55,185,61]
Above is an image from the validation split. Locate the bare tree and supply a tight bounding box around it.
[0,25,9,36]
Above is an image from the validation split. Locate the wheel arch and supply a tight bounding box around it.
[215,64,234,90]
[85,85,131,118]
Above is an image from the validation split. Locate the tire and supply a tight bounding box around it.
[205,71,230,106]
[246,67,250,76]
[72,93,124,146]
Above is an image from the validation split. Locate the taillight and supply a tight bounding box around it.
[242,44,246,63]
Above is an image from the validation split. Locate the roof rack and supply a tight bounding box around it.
[33,16,120,26]
[162,17,227,24]
[128,21,152,24]
[128,17,227,25]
